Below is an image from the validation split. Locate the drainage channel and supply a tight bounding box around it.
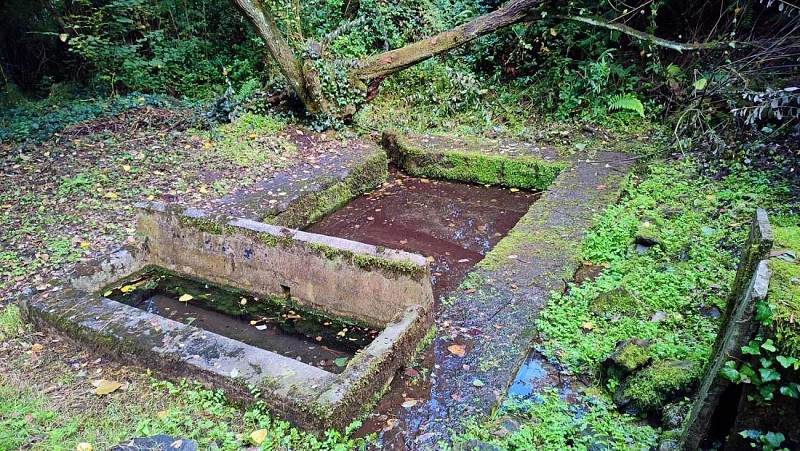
[103,269,379,374]
[307,165,541,298]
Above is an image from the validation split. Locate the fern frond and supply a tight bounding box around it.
[607,94,645,117]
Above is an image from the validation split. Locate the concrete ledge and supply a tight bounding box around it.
[136,202,434,328]
[382,130,567,190]
[214,141,388,229]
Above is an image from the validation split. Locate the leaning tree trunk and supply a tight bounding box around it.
[227,0,326,114]
[352,0,543,81]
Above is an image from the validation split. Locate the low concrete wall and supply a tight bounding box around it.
[681,209,774,449]
[136,202,434,328]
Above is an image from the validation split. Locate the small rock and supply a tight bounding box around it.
[651,311,668,322]
[602,338,651,382]
[699,305,721,319]
[662,402,690,430]
[111,435,198,451]
[491,415,522,438]
[791,277,800,285]
[657,440,680,451]
[454,440,502,451]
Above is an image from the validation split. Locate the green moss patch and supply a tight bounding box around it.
[383,131,565,190]
[269,150,388,229]
[768,225,800,357]
[307,243,425,281]
[619,360,701,413]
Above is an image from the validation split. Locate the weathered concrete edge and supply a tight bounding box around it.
[138,201,429,275]
[381,130,569,191]
[268,145,389,229]
[18,281,338,428]
[20,250,434,434]
[681,210,774,449]
[317,304,435,430]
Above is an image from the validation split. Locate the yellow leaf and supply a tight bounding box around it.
[250,429,268,444]
[509,188,520,192]
[178,294,193,302]
[581,321,594,331]
[147,195,155,201]
[122,165,131,172]
[203,141,212,149]
[249,133,257,139]
[58,33,68,42]
[80,242,91,248]
[550,27,557,36]
[31,343,44,352]
[199,186,208,194]
[94,379,122,395]
[104,192,118,199]
[76,443,93,451]
[240,298,247,305]
[157,410,169,418]
[448,344,466,357]
[120,285,135,293]
[103,290,113,297]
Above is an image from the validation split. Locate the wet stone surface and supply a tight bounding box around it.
[103,270,379,373]
[307,166,540,297]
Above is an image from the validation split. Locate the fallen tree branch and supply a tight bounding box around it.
[556,14,728,52]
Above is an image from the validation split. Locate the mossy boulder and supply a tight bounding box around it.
[591,287,640,319]
[602,338,652,382]
[635,219,662,248]
[614,360,701,414]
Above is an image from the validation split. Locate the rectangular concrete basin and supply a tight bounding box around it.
[21,202,435,432]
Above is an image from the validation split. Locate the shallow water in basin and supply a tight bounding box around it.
[103,270,379,374]
[307,166,540,297]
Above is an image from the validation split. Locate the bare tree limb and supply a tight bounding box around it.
[556,15,729,52]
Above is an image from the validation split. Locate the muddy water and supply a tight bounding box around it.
[307,166,540,443]
[104,271,379,374]
[307,166,540,297]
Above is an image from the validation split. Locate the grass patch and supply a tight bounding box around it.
[209,112,296,167]
[0,304,23,340]
[537,160,791,373]
[768,225,800,357]
[455,389,658,450]
[0,372,366,450]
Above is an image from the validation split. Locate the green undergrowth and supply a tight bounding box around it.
[0,94,182,146]
[0,375,365,450]
[455,389,658,450]
[206,112,296,167]
[537,160,792,373]
[767,225,800,357]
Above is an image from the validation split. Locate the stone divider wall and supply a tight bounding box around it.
[136,202,434,328]
[681,209,774,449]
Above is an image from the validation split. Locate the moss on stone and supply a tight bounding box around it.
[591,287,640,319]
[271,150,388,229]
[621,360,701,413]
[383,130,565,190]
[307,242,425,281]
[615,341,651,373]
[768,225,800,357]
[178,214,224,235]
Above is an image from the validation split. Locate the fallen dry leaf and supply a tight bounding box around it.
[250,429,268,444]
[401,399,418,408]
[31,343,43,352]
[448,344,466,357]
[76,443,93,451]
[93,379,122,395]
